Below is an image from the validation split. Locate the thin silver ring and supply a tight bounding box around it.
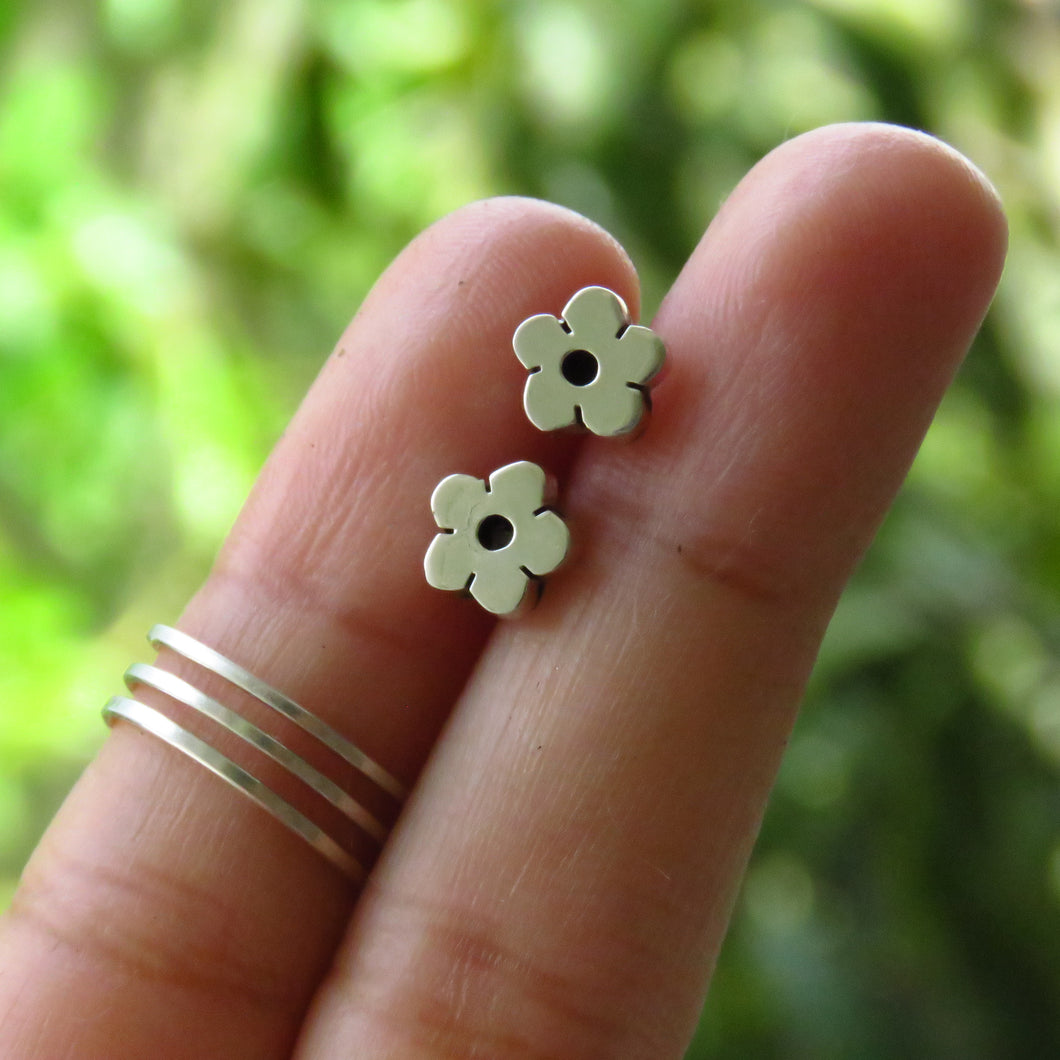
[104,625,407,881]
[149,625,407,802]
[103,696,366,882]
[125,663,389,844]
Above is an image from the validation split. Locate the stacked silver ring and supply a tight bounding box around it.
[104,625,406,882]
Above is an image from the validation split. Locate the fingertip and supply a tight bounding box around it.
[745,121,1007,313]
[805,121,1007,279]
[406,195,643,321]
[667,121,1007,379]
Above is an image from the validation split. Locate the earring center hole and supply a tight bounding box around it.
[561,348,599,387]
[477,514,514,551]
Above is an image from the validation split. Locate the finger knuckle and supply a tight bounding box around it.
[337,888,651,1059]
[8,843,293,1016]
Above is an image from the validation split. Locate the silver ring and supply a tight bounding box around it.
[102,625,406,881]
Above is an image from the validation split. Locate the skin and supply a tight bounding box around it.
[0,123,1007,1059]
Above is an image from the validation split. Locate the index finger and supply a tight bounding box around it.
[0,198,638,1059]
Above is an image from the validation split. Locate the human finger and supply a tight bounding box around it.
[295,124,1007,1058]
[0,199,637,1059]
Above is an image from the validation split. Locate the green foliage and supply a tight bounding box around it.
[1,0,1058,1054]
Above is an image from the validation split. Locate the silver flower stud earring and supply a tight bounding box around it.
[424,460,570,616]
[513,285,665,437]
[425,286,663,615]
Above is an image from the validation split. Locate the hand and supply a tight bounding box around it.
[0,123,1006,1059]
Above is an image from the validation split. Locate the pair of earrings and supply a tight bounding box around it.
[424,285,666,616]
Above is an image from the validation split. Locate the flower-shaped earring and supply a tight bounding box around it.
[513,285,665,437]
[424,285,663,615]
[424,461,569,616]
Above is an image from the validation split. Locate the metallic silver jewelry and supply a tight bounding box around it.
[424,460,569,615]
[424,286,663,613]
[513,285,665,437]
[103,624,406,882]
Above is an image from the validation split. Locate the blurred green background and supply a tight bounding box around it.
[1,0,1058,1055]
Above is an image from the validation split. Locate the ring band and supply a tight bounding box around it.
[103,624,406,881]
[102,697,369,880]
